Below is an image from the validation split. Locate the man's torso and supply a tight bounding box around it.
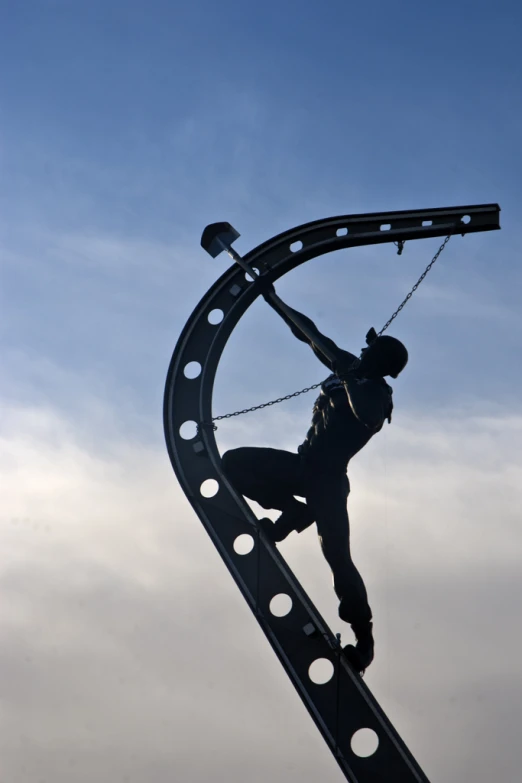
[298,373,393,470]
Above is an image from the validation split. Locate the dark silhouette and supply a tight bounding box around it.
[222,282,408,672]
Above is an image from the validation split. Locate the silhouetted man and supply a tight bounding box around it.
[221,282,408,672]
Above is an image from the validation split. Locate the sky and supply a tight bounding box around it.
[1,0,522,781]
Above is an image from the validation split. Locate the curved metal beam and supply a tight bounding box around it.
[163,204,500,783]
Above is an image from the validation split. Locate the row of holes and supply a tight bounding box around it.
[182,307,224,379]
[180,262,267,375]
[257,216,472,258]
[232,534,379,757]
[181,303,227,379]
[332,215,471,243]
[194,480,379,755]
[197,484,334,681]
[198,484,339,685]
[233,529,379,757]
[289,215,471,252]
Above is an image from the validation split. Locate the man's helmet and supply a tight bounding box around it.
[370,335,408,378]
[364,329,408,378]
[376,336,408,378]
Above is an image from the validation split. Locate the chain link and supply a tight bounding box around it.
[377,235,451,336]
[207,236,451,426]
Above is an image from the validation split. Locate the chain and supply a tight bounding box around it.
[207,382,324,426]
[205,235,451,426]
[377,234,451,336]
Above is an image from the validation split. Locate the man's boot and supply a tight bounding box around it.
[259,500,314,543]
[343,621,374,674]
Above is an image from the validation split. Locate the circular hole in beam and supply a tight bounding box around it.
[200,479,219,498]
[290,240,303,252]
[244,267,259,282]
[351,728,379,758]
[233,534,255,555]
[184,361,202,379]
[308,658,334,684]
[269,593,293,617]
[208,309,224,325]
[380,224,391,231]
[179,421,198,440]
[461,214,471,224]
[336,227,348,236]
[422,220,433,226]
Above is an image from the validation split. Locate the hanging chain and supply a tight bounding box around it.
[377,234,451,336]
[207,382,324,427]
[206,235,451,427]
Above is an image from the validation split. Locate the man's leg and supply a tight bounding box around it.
[221,447,314,539]
[306,473,374,670]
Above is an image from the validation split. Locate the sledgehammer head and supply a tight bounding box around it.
[201,222,240,258]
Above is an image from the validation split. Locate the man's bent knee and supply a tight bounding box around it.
[221,448,244,480]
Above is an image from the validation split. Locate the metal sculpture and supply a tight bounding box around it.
[163,204,500,782]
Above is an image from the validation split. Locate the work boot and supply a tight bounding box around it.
[259,501,314,543]
[258,517,285,542]
[343,621,374,674]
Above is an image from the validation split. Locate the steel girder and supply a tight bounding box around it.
[163,203,500,782]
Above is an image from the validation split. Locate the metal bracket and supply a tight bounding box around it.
[164,203,500,782]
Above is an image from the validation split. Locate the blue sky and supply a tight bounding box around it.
[2,0,521,427]
[2,2,522,782]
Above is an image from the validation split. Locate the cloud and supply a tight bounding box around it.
[0,403,340,783]
[2,399,522,782]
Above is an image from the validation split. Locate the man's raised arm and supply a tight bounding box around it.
[257,279,358,373]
